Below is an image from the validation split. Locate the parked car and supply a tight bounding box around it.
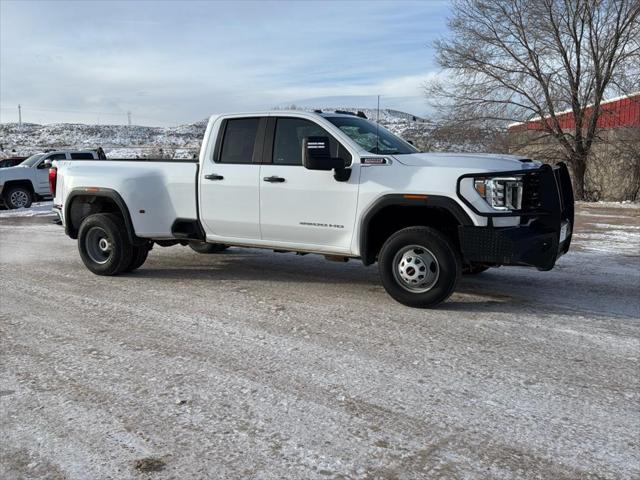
[51,111,574,308]
[0,149,104,209]
[0,157,27,169]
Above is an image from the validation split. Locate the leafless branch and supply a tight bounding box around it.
[425,0,640,198]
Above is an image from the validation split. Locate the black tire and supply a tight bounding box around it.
[123,244,151,272]
[3,186,33,209]
[463,264,490,275]
[378,226,461,308]
[77,213,134,276]
[189,241,228,254]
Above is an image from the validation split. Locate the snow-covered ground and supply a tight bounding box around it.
[571,203,640,256]
[0,201,55,217]
[576,200,640,209]
[0,202,638,479]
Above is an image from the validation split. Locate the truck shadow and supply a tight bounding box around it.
[441,271,639,319]
[127,249,639,317]
[123,248,639,319]
[126,254,638,319]
[130,250,379,286]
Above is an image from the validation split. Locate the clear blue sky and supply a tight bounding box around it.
[0,0,451,126]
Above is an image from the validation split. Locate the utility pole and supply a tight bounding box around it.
[127,111,132,127]
[18,104,22,130]
[375,95,380,153]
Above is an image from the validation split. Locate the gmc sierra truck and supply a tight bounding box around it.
[51,111,574,308]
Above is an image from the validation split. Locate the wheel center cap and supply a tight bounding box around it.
[394,245,441,293]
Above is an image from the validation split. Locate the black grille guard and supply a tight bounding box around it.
[456,163,575,270]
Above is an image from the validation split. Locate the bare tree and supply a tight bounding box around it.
[426,0,640,199]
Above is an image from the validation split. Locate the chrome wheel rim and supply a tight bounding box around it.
[10,190,29,208]
[392,244,440,293]
[85,227,112,265]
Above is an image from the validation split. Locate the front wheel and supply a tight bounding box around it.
[378,227,461,308]
[3,186,33,209]
[78,213,134,275]
[189,241,228,254]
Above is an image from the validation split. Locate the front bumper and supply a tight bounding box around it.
[457,163,574,271]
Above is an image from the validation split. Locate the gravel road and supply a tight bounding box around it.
[1,204,639,479]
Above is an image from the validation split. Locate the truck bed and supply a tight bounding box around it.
[56,159,199,239]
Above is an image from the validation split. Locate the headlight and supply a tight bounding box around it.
[474,177,523,211]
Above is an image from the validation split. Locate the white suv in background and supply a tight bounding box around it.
[0,149,104,209]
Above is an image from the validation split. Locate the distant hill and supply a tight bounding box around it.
[0,108,501,159]
[0,121,208,159]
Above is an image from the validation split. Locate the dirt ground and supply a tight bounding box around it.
[1,203,638,479]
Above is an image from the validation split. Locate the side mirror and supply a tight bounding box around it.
[40,159,52,169]
[302,136,346,171]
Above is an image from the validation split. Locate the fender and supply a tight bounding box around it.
[64,187,145,245]
[1,179,36,195]
[359,194,473,265]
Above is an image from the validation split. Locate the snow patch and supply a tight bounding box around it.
[0,202,55,218]
[576,200,640,209]
[573,229,640,256]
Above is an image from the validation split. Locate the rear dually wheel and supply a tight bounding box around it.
[123,243,151,272]
[77,213,134,275]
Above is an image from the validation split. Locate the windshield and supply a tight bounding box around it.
[19,153,45,167]
[325,116,419,155]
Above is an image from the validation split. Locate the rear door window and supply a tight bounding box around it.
[218,118,260,164]
[70,152,95,159]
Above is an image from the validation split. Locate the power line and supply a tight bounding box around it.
[376,95,380,153]
[0,105,158,122]
[0,105,198,126]
[0,105,127,116]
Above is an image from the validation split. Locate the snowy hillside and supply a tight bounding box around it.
[0,109,500,159]
[0,121,207,159]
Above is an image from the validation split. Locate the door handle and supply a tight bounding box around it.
[263,175,285,183]
[204,174,224,180]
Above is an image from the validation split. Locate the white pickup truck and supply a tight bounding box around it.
[51,111,574,307]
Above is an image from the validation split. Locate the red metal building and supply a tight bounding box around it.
[508,92,640,132]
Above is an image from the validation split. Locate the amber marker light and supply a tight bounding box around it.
[403,194,427,200]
